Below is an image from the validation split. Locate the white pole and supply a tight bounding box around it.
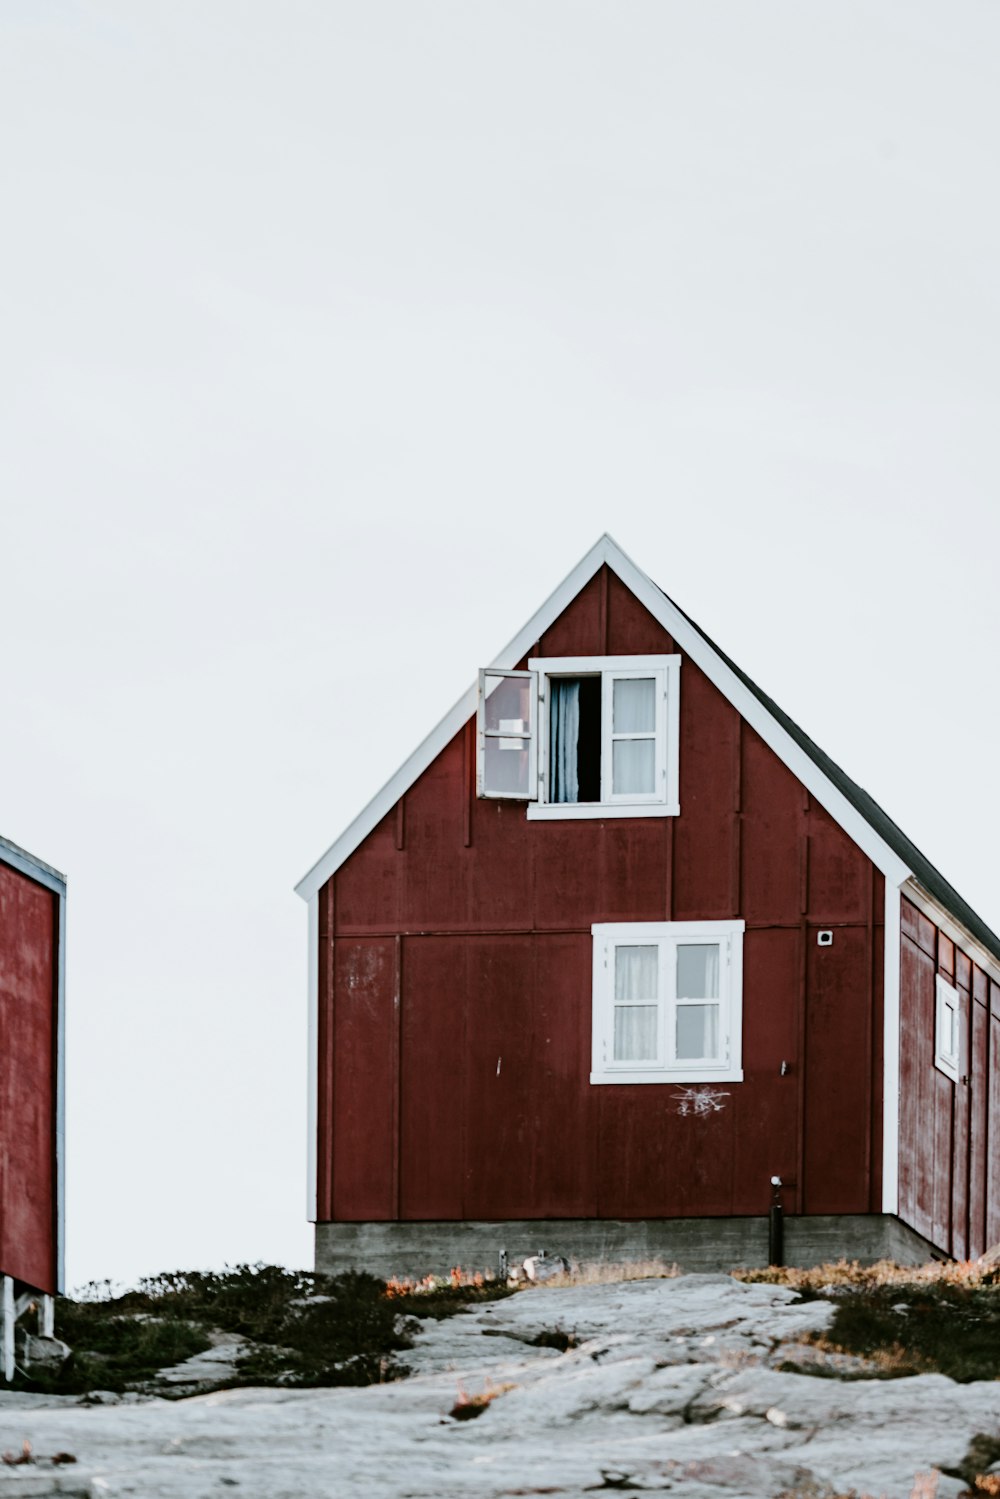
[2,1278,14,1382]
[41,1296,54,1339]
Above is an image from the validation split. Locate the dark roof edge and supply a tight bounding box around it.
[663,589,1000,969]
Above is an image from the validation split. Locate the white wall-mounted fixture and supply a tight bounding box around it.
[817,930,833,946]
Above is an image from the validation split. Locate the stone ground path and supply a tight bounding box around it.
[0,1273,995,1497]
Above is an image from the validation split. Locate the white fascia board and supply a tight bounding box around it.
[602,546,913,889]
[903,879,1000,989]
[295,533,913,900]
[295,535,621,900]
[295,681,478,900]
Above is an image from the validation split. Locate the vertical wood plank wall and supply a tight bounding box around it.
[899,896,999,1257]
[318,568,885,1226]
[0,861,58,1294]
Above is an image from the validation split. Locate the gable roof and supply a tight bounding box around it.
[295,535,1000,970]
[0,832,66,895]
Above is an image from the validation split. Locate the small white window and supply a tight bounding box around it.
[591,920,744,1084]
[476,670,539,800]
[476,655,680,818]
[934,974,960,1083]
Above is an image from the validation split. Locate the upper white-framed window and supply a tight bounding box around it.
[591,920,744,1085]
[476,655,680,819]
[934,974,960,1083]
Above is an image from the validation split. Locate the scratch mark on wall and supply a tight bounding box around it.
[672,1086,730,1117]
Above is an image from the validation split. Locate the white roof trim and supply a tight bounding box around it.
[295,534,913,901]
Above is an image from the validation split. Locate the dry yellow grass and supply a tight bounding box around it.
[736,1257,990,1293]
[524,1257,680,1287]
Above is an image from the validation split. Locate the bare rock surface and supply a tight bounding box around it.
[154,1331,251,1391]
[0,1274,994,1497]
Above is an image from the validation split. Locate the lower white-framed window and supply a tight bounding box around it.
[591,920,744,1084]
[934,974,960,1083]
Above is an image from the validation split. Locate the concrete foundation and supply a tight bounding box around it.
[315,1214,942,1280]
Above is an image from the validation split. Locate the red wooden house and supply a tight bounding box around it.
[0,834,65,1373]
[296,536,1000,1275]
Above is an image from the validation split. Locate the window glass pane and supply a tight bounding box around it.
[612,738,655,794]
[614,1005,658,1061]
[943,1002,957,1059]
[483,674,531,735]
[483,736,530,796]
[677,944,720,999]
[613,677,655,733]
[615,945,658,1001]
[676,1003,720,1060]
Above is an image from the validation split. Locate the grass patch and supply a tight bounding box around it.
[21,1263,515,1397]
[739,1259,1000,1383]
[386,1270,514,1321]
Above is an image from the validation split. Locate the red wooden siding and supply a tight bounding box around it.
[0,862,58,1293]
[898,895,999,1258]
[319,567,885,1226]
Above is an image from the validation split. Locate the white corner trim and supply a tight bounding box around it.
[55,889,66,1295]
[903,879,1000,989]
[881,881,901,1215]
[295,532,914,900]
[306,893,319,1223]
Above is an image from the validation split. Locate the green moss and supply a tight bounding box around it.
[25,1311,209,1395]
[819,1281,1000,1382]
[19,1264,515,1396]
[739,1261,1000,1383]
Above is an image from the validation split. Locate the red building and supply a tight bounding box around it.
[0,834,65,1374]
[296,537,1000,1274]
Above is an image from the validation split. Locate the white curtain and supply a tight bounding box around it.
[612,740,655,794]
[550,678,580,803]
[615,944,658,1000]
[614,1005,658,1062]
[613,677,655,732]
[613,946,659,1061]
[612,677,655,794]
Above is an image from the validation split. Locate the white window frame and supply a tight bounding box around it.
[591,920,744,1085]
[526,655,680,821]
[476,669,540,801]
[934,974,960,1083]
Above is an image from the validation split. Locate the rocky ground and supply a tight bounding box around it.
[0,1272,997,1498]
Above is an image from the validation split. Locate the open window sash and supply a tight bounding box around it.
[477,669,539,800]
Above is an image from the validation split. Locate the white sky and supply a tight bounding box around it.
[2,1,999,1290]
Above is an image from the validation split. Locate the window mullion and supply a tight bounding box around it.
[662,939,674,1068]
[720,937,729,1063]
[604,939,614,1068]
[600,671,613,804]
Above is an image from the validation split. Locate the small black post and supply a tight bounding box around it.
[768,1175,784,1267]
